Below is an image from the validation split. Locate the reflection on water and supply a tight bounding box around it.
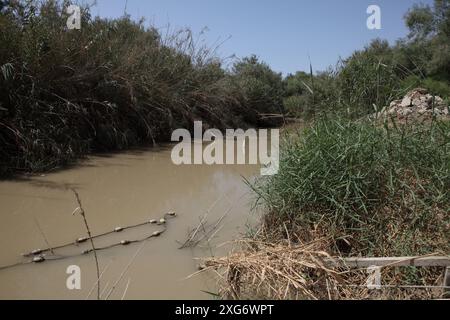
[0,144,260,299]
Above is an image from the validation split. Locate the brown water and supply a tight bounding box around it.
[0,143,260,300]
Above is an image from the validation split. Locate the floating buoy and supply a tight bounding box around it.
[32,256,45,263]
[30,249,43,256]
[0,212,180,271]
[76,237,88,244]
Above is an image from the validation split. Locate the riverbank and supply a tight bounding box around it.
[203,115,450,300]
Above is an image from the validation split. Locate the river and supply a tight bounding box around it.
[0,143,260,299]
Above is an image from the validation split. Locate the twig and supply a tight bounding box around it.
[71,188,101,300]
[181,195,225,248]
[206,225,224,243]
[121,278,131,300]
[33,216,54,255]
[100,281,110,300]
[179,213,208,249]
[199,216,214,257]
[86,259,113,300]
[192,211,228,247]
[105,240,147,300]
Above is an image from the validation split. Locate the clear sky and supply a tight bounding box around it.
[91,0,434,75]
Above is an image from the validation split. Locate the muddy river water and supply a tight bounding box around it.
[0,142,261,299]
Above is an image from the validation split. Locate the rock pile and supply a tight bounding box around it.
[378,88,449,119]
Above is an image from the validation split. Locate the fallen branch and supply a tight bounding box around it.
[71,188,101,300]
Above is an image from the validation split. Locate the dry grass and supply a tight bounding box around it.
[203,237,349,300]
[200,118,450,300]
[201,222,448,300]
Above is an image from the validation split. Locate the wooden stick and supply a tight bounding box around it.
[329,256,450,268]
[86,260,113,300]
[33,216,54,255]
[72,189,101,300]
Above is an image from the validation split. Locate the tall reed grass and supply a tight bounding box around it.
[251,116,450,257]
[0,0,283,176]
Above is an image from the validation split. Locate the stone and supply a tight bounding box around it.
[377,88,449,120]
[434,96,444,104]
[390,100,401,107]
[400,96,412,108]
[414,88,428,94]
[417,106,428,115]
[400,108,413,116]
[388,107,397,115]
[412,98,422,106]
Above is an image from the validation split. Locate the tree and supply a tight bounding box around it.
[405,4,436,40]
[404,0,450,79]
[232,55,284,125]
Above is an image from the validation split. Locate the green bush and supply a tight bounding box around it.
[252,117,450,256]
[283,70,338,119]
[404,0,450,80]
[423,78,450,97]
[231,55,284,126]
[0,1,283,176]
[282,0,450,120]
[283,95,308,118]
[399,76,450,98]
[336,39,407,117]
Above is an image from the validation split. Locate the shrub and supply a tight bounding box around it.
[251,117,450,256]
[335,39,407,117]
[282,0,450,120]
[283,95,308,118]
[283,70,338,119]
[0,1,283,176]
[231,55,284,126]
[423,78,450,97]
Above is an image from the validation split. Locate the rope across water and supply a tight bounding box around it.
[0,212,177,271]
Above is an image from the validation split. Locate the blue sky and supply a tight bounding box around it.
[91,0,434,75]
